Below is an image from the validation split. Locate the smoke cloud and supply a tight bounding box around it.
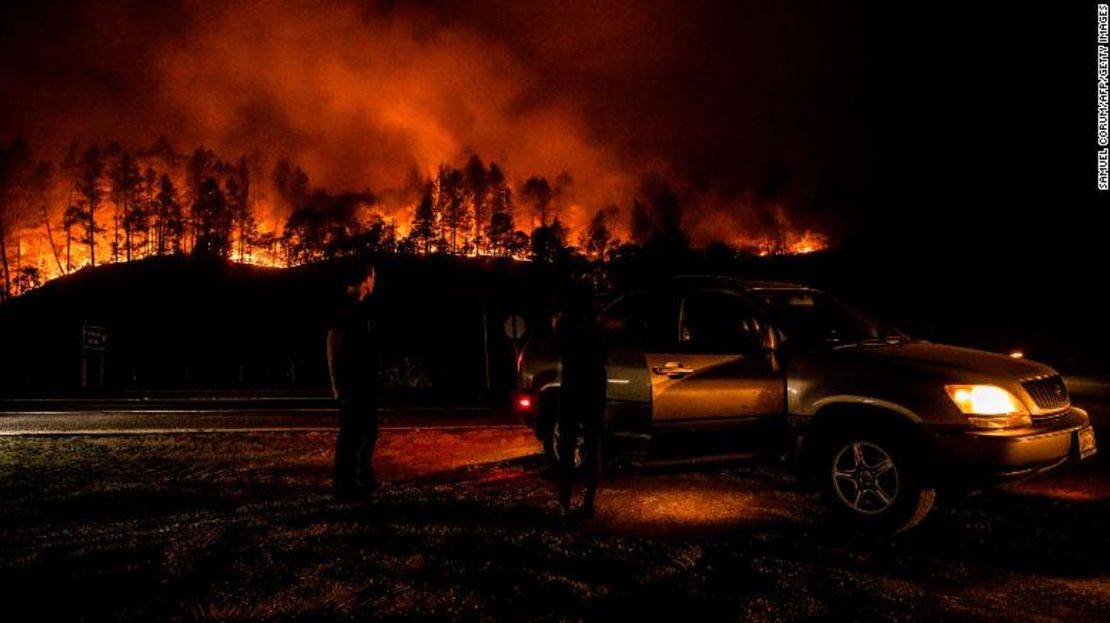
[0,0,917,245]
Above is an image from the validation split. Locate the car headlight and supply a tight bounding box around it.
[945,384,1031,428]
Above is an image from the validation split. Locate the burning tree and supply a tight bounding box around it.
[0,136,831,299]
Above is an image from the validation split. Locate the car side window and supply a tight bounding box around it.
[602,291,680,350]
[678,289,764,354]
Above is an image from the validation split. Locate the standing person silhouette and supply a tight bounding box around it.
[327,258,380,501]
[555,280,608,518]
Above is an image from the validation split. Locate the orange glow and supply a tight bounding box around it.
[596,477,811,533]
[0,3,835,296]
[3,173,830,297]
[787,229,830,254]
[754,228,829,257]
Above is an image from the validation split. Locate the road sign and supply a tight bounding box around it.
[503,315,526,340]
[82,325,109,351]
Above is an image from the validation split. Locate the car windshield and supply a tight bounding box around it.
[750,289,908,349]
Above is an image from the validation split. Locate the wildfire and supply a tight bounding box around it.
[753,229,829,257]
[785,229,829,255]
[0,138,831,299]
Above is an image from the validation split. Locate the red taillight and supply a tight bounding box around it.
[513,392,534,413]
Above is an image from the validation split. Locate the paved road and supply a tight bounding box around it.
[0,406,520,435]
[1,376,1106,435]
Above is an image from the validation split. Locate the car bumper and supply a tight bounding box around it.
[929,406,1096,487]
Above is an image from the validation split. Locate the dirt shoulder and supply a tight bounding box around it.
[1,429,1108,621]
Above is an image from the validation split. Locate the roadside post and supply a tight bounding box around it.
[81,324,109,389]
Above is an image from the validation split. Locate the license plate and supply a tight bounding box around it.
[1076,426,1097,460]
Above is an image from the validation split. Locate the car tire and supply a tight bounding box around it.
[543,420,584,472]
[817,428,935,533]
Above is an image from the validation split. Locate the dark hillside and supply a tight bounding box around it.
[0,254,541,397]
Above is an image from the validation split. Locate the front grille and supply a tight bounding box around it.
[1022,375,1069,411]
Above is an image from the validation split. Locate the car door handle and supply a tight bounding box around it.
[652,362,695,378]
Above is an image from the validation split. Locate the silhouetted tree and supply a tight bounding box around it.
[396,236,417,255]
[509,230,531,258]
[0,138,33,299]
[77,145,105,268]
[102,143,122,261]
[227,158,255,261]
[322,193,375,258]
[464,155,488,255]
[191,177,232,258]
[59,143,82,272]
[186,148,219,252]
[111,151,143,261]
[140,167,157,256]
[485,163,514,256]
[487,211,514,257]
[351,213,394,256]
[521,176,552,227]
[63,204,81,272]
[583,208,612,261]
[409,191,437,254]
[530,219,568,264]
[435,165,467,254]
[281,191,371,263]
[156,174,183,254]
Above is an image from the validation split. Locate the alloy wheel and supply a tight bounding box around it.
[831,441,900,515]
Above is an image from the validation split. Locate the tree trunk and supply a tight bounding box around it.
[113,207,119,263]
[88,201,96,268]
[0,219,10,300]
[43,206,65,275]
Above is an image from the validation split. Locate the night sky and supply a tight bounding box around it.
[0,1,1098,258]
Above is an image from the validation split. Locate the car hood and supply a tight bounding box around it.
[836,341,1056,380]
